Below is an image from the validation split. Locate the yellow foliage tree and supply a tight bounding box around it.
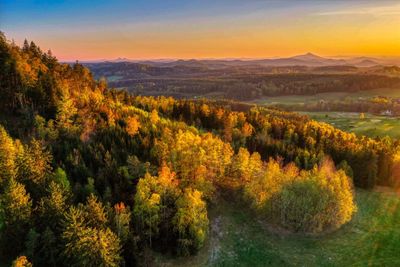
[125,116,141,137]
[173,188,208,255]
[0,126,17,183]
[150,109,159,125]
[12,256,32,267]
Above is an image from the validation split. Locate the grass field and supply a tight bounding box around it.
[247,87,400,139]
[300,112,400,139]
[154,189,400,266]
[252,87,400,106]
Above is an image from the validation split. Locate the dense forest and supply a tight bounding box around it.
[0,33,399,266]
[85,61,400,100]
[275,95,400,115]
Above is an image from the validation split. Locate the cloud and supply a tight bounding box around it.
[315,3,400,16]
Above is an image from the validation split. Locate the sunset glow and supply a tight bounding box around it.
[1,0,400,61]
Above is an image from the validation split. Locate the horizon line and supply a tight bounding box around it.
[58,53,400,64]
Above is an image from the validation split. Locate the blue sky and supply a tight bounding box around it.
[1,0,399,60]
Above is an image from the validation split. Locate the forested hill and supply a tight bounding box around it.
[84,61,400,101]
[0,34,399,266]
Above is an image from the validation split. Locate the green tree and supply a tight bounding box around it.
[0,179,32,258]
[83,194,108,229]
[133,173,161,246]
[63,206,121,267]
[173,188,208,255]
[111,202,131,244]
[16,139,52,199]
[37,181,70,231]
[0,125,17,184]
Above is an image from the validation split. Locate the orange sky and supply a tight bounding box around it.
[2,1,400,60]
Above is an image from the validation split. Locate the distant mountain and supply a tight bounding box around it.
[108,57,132,63]
[248,53,346,67]
[345,57,380,67]
[357,59,379,67]
[370,65,400,75]
[291,53,337,64]
[85,53,398,68]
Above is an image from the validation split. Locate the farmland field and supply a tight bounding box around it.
[153,189,400,267]
[251,87,400,106]
[247,88,400,139]
[300,111,400,139]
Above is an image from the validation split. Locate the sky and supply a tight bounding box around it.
[1,0,400,61]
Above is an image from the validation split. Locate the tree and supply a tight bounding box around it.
[37,181,70,231]
[111,202,131,244]
[230,148,262,185]
[158,130,233,199]
[16,139,52,200]
[241,122,253,138]
[37,227,58,267]
[0,179,32,258]
[150,109,159,125]
[173,188,208,255]
[12,256,32,267]
[244,158,356,233]
[53,167,71,190]
[125,116,140,137]
[56,89,78,130]
[24,228,39,263]
[133,173,161,246]
[0,125,17,184]
[337,160,353,179]
[62,206,121,267]
[83,194,108,229]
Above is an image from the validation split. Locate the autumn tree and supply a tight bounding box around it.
[111,202,131,244]
[150,109,159,125]
[244,158,356,233]
[56,88,78,130]
[157,130,233,199]
[125,116,141,137]
[173,188,208,255]
[229,148,263,185]
[133,173,161,246]
[12,256,33,267]
[0,125,17,184]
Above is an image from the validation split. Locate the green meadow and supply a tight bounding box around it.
[252,87,400,106]
[300,112,400,139]
[155,189,400,267]
[249,87,400,139]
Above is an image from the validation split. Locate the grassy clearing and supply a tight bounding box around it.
[247,88,400,139]
[251,87,400,106]
[154,189,400,266]
[300,111,400,139]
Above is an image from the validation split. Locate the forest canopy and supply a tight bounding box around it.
[0,33,398,266]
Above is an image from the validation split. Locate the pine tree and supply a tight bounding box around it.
[0,179,32,258]
[63,206,121,267]
[0,126,17,184]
